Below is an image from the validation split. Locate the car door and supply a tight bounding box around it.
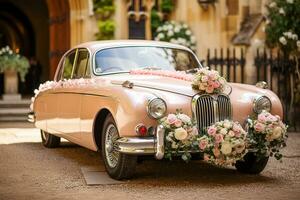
[58,48,89,143]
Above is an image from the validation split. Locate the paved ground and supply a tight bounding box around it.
[0,123,299,200]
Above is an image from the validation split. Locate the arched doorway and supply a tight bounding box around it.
[0,0,70,95]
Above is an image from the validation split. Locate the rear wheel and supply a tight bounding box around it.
[101,114,137,180]
[41,130,61,148]
[235,152,269,174]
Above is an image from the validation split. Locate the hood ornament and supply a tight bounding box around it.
[122,80,134,89]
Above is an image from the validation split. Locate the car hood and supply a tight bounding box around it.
[106,73,269,98]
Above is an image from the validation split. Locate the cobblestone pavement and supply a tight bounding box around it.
[0,124,299,200]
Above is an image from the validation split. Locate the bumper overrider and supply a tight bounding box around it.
[116,125,165,160]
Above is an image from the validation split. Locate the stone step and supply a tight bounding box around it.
[0,115,28,122]
[0,108,30,114]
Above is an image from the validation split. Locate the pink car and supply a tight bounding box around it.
[30,40,283,179]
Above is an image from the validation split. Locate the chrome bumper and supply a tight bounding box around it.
[116,125,165,160]
[28,112,35,123]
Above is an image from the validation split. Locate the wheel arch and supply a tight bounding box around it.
[92,108,112,151]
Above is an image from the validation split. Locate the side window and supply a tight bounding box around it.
[73,49,89,79]
[62,50,76,79]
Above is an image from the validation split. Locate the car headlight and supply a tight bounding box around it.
[253,96,272,113]
[147,98,167,119]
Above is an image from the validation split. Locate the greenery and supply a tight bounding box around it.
[265,0,300,105]
[265,0,300,55]
[93,0,115,40]
[0,46,29,82]
[151,0,174,37]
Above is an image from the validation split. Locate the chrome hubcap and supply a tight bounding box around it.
[105,124,120,168]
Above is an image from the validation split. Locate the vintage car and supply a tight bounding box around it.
[29,40,283,180]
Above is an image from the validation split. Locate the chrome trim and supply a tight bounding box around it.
[146,97,167,119]
[116,137,155,154]
[253,96,272,113]
[115,125,165,159]
[191,94,232,130]
[28,112,35,123]
[255,81,268,89]
[155,125,165,160]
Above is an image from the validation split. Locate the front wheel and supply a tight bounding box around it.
[101,114,137,180]
[41,130,61,148]
[235,152,269,174]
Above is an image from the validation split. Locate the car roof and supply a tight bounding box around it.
[74,40,192,53]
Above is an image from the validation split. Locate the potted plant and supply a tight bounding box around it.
[0,46,29,96]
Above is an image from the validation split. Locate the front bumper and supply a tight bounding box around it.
[116,125,165,160]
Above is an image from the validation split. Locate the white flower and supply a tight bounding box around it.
[279,36,287,45]
[174,127,188,140]
[174,26,180,33]
[8,50,13,55]
[171,142,178,149]
[163,25,168,31]
[167,30,174,37]
[287,0,293,4]
[221,142,232,155]
[297,41,300,47]
[157,27,162,32]
[170,38,177,44]
[167,24,173,31]
[220,128,228,135]
[271,126,283,140]
[157,33,164,39]
[279,8,285,15]
[185,30,191,35]
[283,31,292,39]
[223,121,232,129]
[177,114,191,124]
[292,34,298,40]
[269,2,277,8]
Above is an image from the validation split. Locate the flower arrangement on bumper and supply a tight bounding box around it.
[247,110,288,161]
[191,67,227,94]
[159,111,199,161]
[199,120,248,166]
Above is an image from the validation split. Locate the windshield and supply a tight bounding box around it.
[94,46,200,74]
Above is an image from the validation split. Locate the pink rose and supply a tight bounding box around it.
[254,122,265,132]
[258,113,267,123]
[267,115,277,122]
[207,126,217,136]
[204,154,210,161]
[167,114,177,124]
[214,134,224,144]
[201,75,208,82]
[213,148,220,157]
[205,86,214,93]
[199,139,208,150]
[174,119,182,127]
[212,81,220,89]
[228,130,235,137]
[234,131,241,137]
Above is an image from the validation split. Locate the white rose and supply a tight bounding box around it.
[163,25,168,31]
[279,36,287,45]
[287,0,293,4]
[221,142,232,155]
[223,121,232,129]
[171,142,178,149]
[174,127,188,140]
[220,128,228,135]
[292,34,298,40]
[271,126,282,140]
[183,24,188,29]
[158,33,164,39]
[177,114,191,124]
[297,41,300,48]
[157,27,162,32]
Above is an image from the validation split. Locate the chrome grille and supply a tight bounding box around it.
[192,94,232,130]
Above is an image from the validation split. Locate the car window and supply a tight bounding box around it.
[94,46,200,74]
[73,49,89,79]
[62,50,76,79]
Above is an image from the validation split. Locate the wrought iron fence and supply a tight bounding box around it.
[205,48,299,131]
